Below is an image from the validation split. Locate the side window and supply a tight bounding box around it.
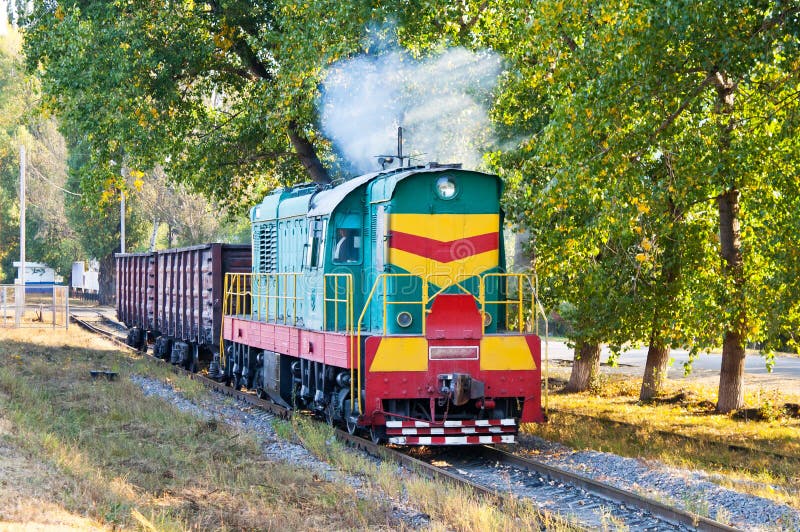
[375,205,386,271]
[333,228,361,264]
[305,217,327,269]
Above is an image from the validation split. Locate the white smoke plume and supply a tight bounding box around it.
[318,47,503,175]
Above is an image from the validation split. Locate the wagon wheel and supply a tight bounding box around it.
[187,344,199,373]
[137,331,148,354]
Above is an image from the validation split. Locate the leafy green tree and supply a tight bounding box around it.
[131,165,249,251]
[1,28,84,282]
[490,0,800,411]
[63,138,147,303]
[22,0,379,209]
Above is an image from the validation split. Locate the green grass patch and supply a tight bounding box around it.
[0,327,577,530]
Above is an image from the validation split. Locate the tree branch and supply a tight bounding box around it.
[755,5,800,36]
[205,0,273,82]
[288,121,330,184]
[650,73,715,140]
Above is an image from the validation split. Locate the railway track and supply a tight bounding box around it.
[71,312,741,531]
[411,445,741,531]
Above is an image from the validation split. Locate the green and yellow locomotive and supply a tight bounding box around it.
[220,164,544,445]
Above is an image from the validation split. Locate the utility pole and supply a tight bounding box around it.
[120,166,127,254]
[120,189,126,254]
[16,144,26,325]
[20,145,25,275]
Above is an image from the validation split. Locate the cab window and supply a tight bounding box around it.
[333,228,361,263]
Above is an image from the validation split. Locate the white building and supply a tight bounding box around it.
[13,262,62,285]
[71,261,99,292]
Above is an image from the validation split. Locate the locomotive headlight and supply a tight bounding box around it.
[396,311,413,328]
[435,177,457,199]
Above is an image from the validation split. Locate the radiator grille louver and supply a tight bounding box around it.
[256,223,277,273]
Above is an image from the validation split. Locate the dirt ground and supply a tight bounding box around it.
[0,409,106,531]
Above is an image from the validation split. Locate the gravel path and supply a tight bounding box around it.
[129,374,431,529]
[518,434,800,530]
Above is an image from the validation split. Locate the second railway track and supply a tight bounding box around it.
[71,312,742,531]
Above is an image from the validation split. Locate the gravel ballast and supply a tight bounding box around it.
[129,374,431,528]
[518,434,800,530]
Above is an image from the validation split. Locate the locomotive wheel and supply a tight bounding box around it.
[369,426,385,445]
[324,402,336,427]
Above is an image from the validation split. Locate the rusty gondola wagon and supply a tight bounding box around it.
[116,244,251,370]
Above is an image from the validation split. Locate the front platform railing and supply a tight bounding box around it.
[220,271,549,416]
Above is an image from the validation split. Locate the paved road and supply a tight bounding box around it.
[543,340,800,390]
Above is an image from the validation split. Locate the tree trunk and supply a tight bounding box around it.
[97,253,116,306]
[565,341,601,392]
[716,187,747,413]
[512,228,531,272]
[288,121,330,184]
[149,217,159,251]
[639,167,681,402]
[640,339,670,401]
[717,330,746,412]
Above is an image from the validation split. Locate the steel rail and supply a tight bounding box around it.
[71,313,131,347]
[334,429,502,497]
[481,446,740,532]
[72,313,740,531]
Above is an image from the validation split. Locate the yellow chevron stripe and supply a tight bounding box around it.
[369,337,429,372]
[480,336,536,371]
[389,248,499,287]
[390,214,499,241]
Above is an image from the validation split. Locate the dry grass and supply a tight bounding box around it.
[0,327,395,530]
[0,326,577,530]
[528,369,800,508]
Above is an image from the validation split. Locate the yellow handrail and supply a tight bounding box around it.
[352,275,384,416]
[322,273,354,333]
[479,273,536,333]
[352,273,427,414]
[223,273,303,325]
[220,271,541,420]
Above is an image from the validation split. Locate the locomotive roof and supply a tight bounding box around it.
[307,166,480,217]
